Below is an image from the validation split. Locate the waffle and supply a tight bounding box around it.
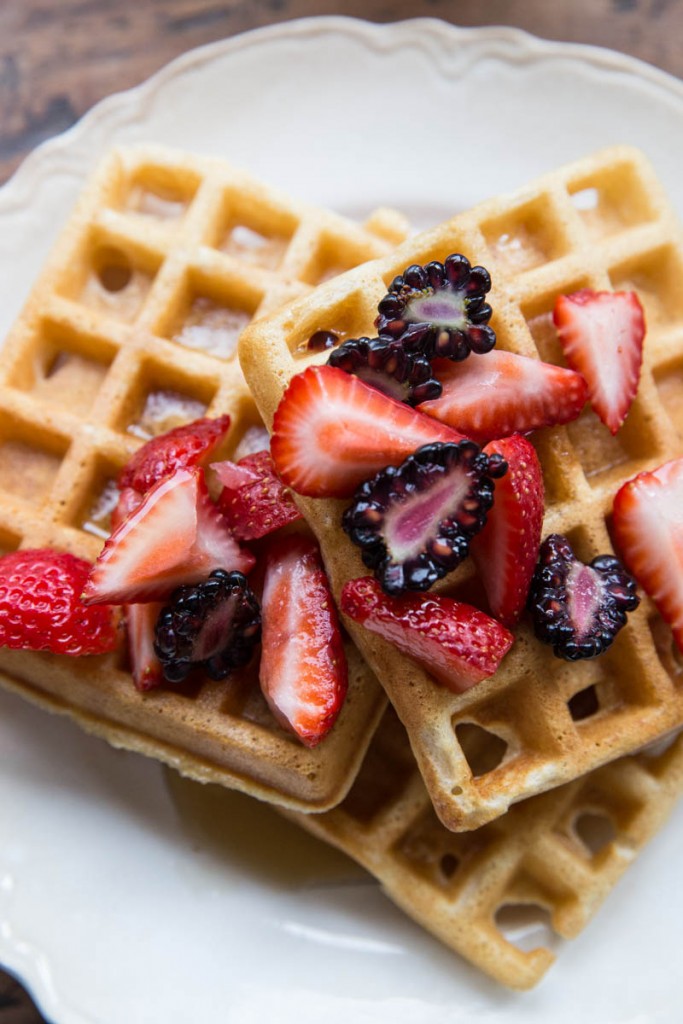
[240,145,683,831]
[0,144,413,811]
[288,706,683,989]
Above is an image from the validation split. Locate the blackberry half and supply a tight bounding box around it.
[342,441,507,595]
[527,533,640,661]
[154,569,261,684]
[327,336,442,405]
[375,254,496,361]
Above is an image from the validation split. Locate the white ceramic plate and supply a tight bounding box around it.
[1,18,682,1023]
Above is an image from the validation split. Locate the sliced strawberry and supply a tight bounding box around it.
[340,576,514,693]
[612,457,683,650]
[270,365,464,498]
[119,415,231,494]
[124,602,164,691]
[417,350,588,442]
[83,467,254,605]
[259,534,347,747]
[553,289,645,434]
[213,449,302,541]
[111,486,142,530]
[470,434,545,626]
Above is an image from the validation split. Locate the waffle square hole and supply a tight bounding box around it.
[568,684,601,722]
[0,415,67,504]
[215,190,297,271]
[495,902,559,954]
[160,268,262,362]
[300,230,377,287]
[609,245,683,334]
[455,722,508,778]
[288,288,377,356]
[395,804,494,888]
[68,236,161,324]
[566,391,663,487]
[649,616,683,685]
[482,197,568,274]
[653,355,683,442]
[77,462,121,540]
[522,278,593,364]
[568,163,656,237]
[120,362,216,440]
[122,164,200,221]
[9,320,115,417]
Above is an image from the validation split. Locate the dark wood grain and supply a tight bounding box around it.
[0,0,682,185]
[0,1,680,1020]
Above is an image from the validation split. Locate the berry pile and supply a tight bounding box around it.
[0,251,662,725]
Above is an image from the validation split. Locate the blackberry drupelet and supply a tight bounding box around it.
[342,441,507,595]
[154,569,261,683]
[527,533,640,661]
[375,254,496,361]
[327,335,442,405]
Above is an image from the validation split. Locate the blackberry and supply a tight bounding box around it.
[154,569,261,684]
[375,254,496,360]
[342,441,507,595]
[327,335,442,405]
[527,534,640,661]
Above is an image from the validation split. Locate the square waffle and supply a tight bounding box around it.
[0,144,413,811]
[287,707,683,989]
[240,145,683,830]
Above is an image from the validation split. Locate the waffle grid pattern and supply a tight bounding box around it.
[289,708,683,989]
[240,146,683,830]
[0,145,410,810]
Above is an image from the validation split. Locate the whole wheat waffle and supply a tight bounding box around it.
[0,144,412,811]
[287,706,683,989]
[240,146,683,830]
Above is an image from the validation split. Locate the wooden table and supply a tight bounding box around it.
[1,1,681,1020]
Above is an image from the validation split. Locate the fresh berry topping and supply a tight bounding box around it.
[375,254,496,360]
[553,289,645,434]
[527,534,639,660]
[612,457,683,651]
[83,467,254,605]
[118,415,231,494]
[270,364,465,498]
[418,350,588,442]
[0,549,118,656]
[471,435,545,626]
[213,449,302,541]
[154,570,261,684]
[342,441,507,596]
[307,330,339,351]
[112,486,142,529]
[125,602,165,691]
[327,336,442,405]
[341,576,514,693]
[259,534,347,746]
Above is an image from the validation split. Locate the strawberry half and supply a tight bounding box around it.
[83,466,254,605]
[553,289,645,434]
[470,434,545,627]
[417,350,588,443]
[270,364,464,498]
[0,549,119,656]
[259,534,347,747]
[612,457,683,650]
[119,415,231,494]
[341,576,514,693]
[213,449,302,541]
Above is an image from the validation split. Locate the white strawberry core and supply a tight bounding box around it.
[383,468,470,562]
[567,562,601,640]
[194,593,239,661]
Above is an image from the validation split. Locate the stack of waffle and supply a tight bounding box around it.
[1,144,682,988]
